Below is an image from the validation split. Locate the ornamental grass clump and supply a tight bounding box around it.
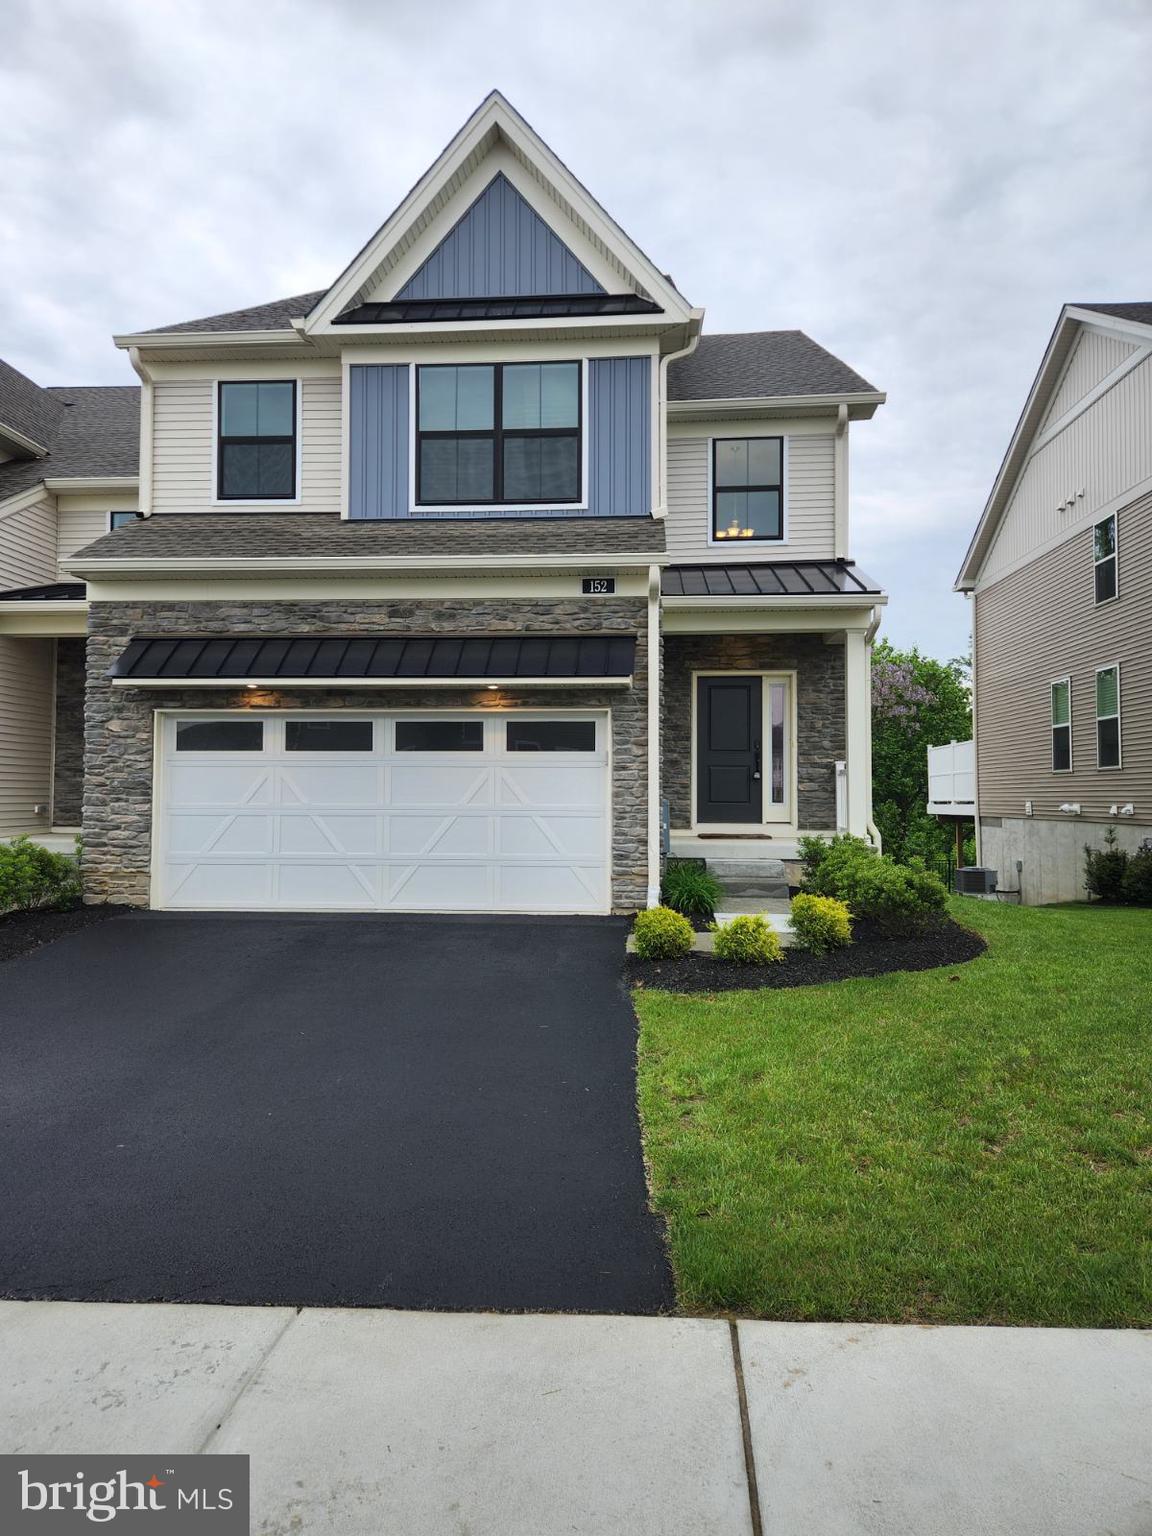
[632,906,696,960]
[790,892,853,954]
[660,859,723,922]
[711,914,783,965]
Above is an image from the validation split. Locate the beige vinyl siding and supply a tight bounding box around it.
[0,494,57,590]
[1041,329,1139,428]
[56,491,140,566]
[975,487,1152,824]
[981,351,1152,585]
[0,636,54,837]
[151,375,342,513]
[665,425,836,562]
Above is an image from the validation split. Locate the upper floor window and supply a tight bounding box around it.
[1096,665,1121,768]
[1093,514,1117,603]
[712,437,783,541]
[217,381,297,501]
[109,511,140,530]
[416,362,581,506]
[1051,677,1072,772]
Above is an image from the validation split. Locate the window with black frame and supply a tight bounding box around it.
[217,381,297,500]
[712,437,784,540]
[416,362,581,505]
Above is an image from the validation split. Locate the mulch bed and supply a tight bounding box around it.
[626,917,987,993]
[0,904,131,965]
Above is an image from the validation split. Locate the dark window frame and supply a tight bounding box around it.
[711,436,785,543]
[415,362,582,507]
[1051,677,1072,773]
[216,380,298,502]
[1093,513,1118,605]
[109,510,141,530]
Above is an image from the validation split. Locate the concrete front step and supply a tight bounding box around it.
[707,858,790,902]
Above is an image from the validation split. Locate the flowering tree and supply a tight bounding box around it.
[871,640,971,862]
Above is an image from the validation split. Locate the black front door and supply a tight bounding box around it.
[696,676,762,823]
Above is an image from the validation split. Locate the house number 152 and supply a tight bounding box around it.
[581,578,616,594]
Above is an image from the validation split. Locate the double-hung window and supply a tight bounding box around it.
[416,362,581,506]
[712,437,784,540]
[1051,678,1072,772]
[217,381,297,500]
[1095,665,1121,768]
[1093,514,1117,603]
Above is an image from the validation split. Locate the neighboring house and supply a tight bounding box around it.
[957,301,1152,904]
[0,92,886,915]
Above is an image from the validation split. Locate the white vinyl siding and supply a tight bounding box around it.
[980,350,1152,587]
[666,427,835,562]
[0,636,54,837]
[151,375,341,513]
[0,494,57,590]
[1041,329,1140,429]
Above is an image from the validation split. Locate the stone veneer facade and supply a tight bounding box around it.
[84,597,649,909]
[661,633,846,831]
[52,637,87,826]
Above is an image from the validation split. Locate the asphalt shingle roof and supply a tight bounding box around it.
[667,331,878,401]
[143,291,327,335]
[1074,302,1152,327]
[0,386,140,503]
[70,513,665,563]
[0,358,65,451]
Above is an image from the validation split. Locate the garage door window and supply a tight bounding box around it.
[286,720,373,752]
[175,719,264,752]
[395,720,484,752]
[506,720,596,752]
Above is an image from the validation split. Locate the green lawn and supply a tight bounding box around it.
[635,899,1152,1326]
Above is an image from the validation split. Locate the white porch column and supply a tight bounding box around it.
[843,625,873,840]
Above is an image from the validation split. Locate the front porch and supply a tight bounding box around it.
[0,586,87,848]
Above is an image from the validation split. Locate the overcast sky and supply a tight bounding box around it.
[4,0,1151,659]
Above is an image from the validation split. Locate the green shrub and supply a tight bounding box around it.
[711,914,783,965]
[660,859,722,922]
[802,833,877,897]
[1084,827,1129,903]
[632,905,695,960]
[0,836,83,914]
[800,833,946,935]
[790,892,853,953]
[1120,847,1152,906]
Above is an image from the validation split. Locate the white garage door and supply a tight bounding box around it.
[155,711,610,913]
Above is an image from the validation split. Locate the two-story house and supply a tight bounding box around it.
[0,92,886,915]
[957,302,1152,903]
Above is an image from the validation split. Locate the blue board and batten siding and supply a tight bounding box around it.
[396,174,605,301]
[348,358,650,520]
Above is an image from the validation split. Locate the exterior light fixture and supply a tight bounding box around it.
[486,684,499,691]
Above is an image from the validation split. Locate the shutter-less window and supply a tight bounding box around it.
[1051,679,1072,772]
[1095,666,1121,768]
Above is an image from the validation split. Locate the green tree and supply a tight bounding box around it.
[871,640,971,863]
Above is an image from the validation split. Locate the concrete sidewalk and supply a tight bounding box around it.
[1,1302,1148,1535]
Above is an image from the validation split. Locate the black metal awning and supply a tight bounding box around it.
[108,634,637,684]
[334,293,663,325]
[0,581,86,602]
[662,560,883,598]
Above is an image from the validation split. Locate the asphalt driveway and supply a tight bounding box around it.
[0,913,673,1313]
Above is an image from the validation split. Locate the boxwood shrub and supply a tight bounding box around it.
[632,905,695,960]
[0,836,83,914]
[801,833,947,935]
[711,914,783,965]
[790,892,853,953]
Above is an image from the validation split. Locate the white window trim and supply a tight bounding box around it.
[706,432,789,548]
[409,358,590,515]
[1094,663,1122,770]
[211,378,304,508]
[689,669,797,831]
[1050,675,1073,773]
[1093,512,1119,605]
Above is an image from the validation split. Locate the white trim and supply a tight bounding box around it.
[339,354,352,520]
[0,606,88,636]
[128,347,154,517]
[210,377,303,508]
[689,669,797,832]
[668,391,885,420]
[1094,662,1122,770]
[663,592,886,608]
[113,675,633,690]
[1050,675,1073,773]
[42,476,139,494]
[0,484,56,520]
[646,564,661,907]
[0,422,49,457]
[1029,343,1152,458]
[705,432,788,548]
[407,357,590,515]
[833,403,849,560]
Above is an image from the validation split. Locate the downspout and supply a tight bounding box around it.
[654,315,703,519]
[646,562,662,908]
[833,403,849,560]
[127,347,154,518]
[864,603,882,850]
[969,589,980,866]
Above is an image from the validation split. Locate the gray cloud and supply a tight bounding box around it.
[2,0,1149,658]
